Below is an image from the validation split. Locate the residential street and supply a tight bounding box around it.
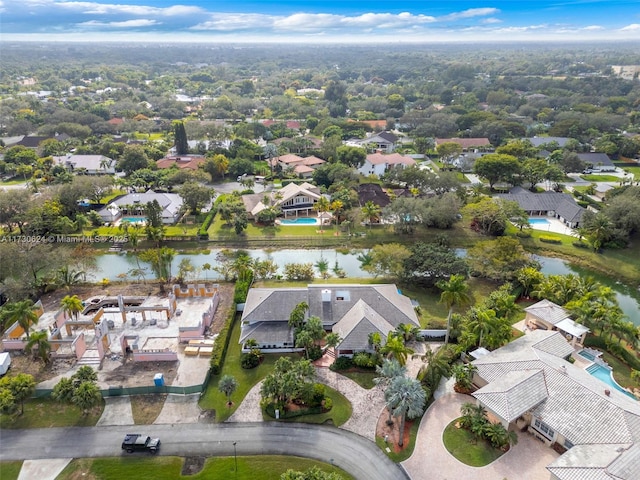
[0,422,409,480]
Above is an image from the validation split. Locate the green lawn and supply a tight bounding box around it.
[580,174,622,182]
[442,419,505,467]
[619,165,640,180]
[199,316,299,422]
[0,178,28,185]
[0,397,103,429]
[263,385,352,427]
[340,370,377,389]
[0,461,22,480]
[57,455,354,480]
[601,350,635,390]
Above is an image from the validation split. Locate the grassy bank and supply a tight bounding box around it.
[0,397,103,429]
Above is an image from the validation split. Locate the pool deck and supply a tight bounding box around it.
[528,216,575,236]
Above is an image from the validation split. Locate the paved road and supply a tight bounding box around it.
[0,422,408,480]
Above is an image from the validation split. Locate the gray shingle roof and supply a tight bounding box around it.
[333,300,395,352]
[577,153,614,167]
[239,321,294,345]
[495,187,585,221]
[473,369,548,422]
[242,288,308,324]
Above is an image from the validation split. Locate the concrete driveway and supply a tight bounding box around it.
[402,393,559,480]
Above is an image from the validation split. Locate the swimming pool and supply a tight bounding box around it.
[586,363,636,399]
[528,218,550,225]
[280,217,319,225]
[578,350,596,361]
[121,216,146,224]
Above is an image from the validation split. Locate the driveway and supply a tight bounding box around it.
[0,423,408,480]
[402,393,559,480]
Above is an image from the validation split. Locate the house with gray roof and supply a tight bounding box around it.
[239,284,419,354]
[525,136,572,148]
[53,154,115,174]
[577,153,616,171]
[472,330,640,480]
[97,190,184,225]
[495,186,585,228]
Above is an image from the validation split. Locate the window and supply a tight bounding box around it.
[564,439,574,449]
[533,418,555,440]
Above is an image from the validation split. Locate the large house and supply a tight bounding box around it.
[239,284,420,355]
[471,330,640,480]
[97,190,184,225]
[270,154,326,178]
[156,155,206,171]
[577,153,616,171]
[242,182,323,220]
[358,152,416,177]
[347,131,399,153]
[495,186,586,228]
[52,154,115,174]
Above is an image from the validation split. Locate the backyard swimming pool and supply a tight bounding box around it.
[528,218,550,225]
[120,216,146,224]
[586,363,636,400]
[280,217,319,225]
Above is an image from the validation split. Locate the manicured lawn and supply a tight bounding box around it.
[199,316,298,422]
[0,461,22,480]
[57,455,354,480]
[442,418,505,467]
[580,174,622,182]
[264,385,352,427]
[601,350,635,390]
[340,370,377,389]
[0,397,103,429]
[83,224,200,237]
[619,165,640,180]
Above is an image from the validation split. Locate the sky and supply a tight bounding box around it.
[2,0,640,43]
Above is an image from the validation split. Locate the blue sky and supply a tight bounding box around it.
[2,0,640,43]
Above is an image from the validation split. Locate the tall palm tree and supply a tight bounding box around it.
[1,300,39,340]
[218,374,238,407]
[313,196,330,232]
[466,307,498,348]
[437,275,471,344]
[25,330,51,364]
[361,201,381,229]
[60,295,84,321]
[385,376,426,447]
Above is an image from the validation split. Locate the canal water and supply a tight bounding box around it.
[90,249,640,325]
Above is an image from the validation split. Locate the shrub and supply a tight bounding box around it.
[330,356,353,371]
[352,351,377,369]
[539,235,561,244]
[307,344,323,361]
[241,352,260,369]
[322,397,333,412]
[311,383,326,406]
[209,308,235,375]
[515,231,532,238]
[197,208,217,239]
[572,241,589,249]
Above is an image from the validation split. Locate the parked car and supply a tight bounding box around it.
[121,434,161,454]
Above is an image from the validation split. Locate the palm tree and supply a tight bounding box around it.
[313,196,330,232]
[25,330,51,364]
[374,358,406,387]
[218,374,238,407]
[380,333,415,366]
[395,323,420,343]
[515,267,544,299]
[368,331,382,353]
[436,275,471,345]
[384,376,426,447]
[72,381,102,415]
[202,262,211,281]
[324,332,341,351]
[60,295,84,321]
[288,302,309,330]
[1,300,39,340]
[361,201,381,229]
[466,307,499,349]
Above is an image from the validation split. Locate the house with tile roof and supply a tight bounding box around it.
[495,187,586,228]
[241,182,322,220]
[156,155,206,171]
[435,137,492,150]
[239,284,419,354]
[524,299,589,347]
[471,330,640,480]
[358,152,416,177]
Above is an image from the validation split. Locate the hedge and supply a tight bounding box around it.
[197,208,217,239]
[209,305,236,375]
[539,235,562,244]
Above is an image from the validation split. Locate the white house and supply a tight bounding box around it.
[358,152,416,177]
[97,190,184,224]
[52,155,115,174]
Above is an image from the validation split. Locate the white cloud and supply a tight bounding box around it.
[440,8,500,21]
[481,18,502,25]
[582,25,604,30]
[620,24,640,31]
[55,1,203,16]
[79,19,159,27]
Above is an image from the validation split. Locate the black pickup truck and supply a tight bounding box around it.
[121,433,161,454]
